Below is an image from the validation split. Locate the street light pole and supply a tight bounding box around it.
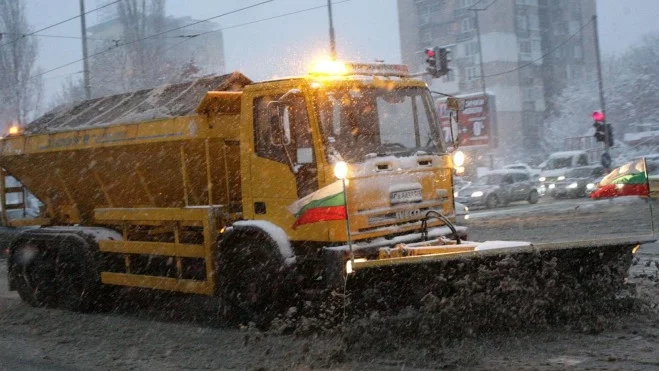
[327,0,337,60]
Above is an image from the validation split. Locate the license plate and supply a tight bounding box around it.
[390,189,422,204]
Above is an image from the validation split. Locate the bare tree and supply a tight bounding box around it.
[117,0,167,89]
[0,0,43,127]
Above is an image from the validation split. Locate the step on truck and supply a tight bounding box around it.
[0,61,653,326]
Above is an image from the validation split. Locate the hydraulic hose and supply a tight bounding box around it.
[420,210,461,244]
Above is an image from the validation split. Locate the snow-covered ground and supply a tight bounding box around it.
[0,197,657,370]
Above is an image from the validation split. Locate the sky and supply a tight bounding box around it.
[21,0,659,109]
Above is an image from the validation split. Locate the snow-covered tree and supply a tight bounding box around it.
[542,33,659,154]
[0,0,43,127]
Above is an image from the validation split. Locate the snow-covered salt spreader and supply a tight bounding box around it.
[0,61,653,326]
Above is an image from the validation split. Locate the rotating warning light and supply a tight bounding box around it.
[310,60,348,76]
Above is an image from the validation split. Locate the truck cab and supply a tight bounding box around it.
[238,61,457,246]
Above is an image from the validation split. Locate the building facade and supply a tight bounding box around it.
[398,0,596,165]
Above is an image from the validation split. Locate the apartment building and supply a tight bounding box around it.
[398,0,596,163]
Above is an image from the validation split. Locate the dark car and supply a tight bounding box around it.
[455,169,539,209]
[547,165,606,198]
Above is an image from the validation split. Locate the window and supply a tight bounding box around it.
[519,40,531,54]
[577,154,588,166]
[513,172,529,182]
[466,67,480,80]
[457,0,478,9]
[461,17,475,32]
[464,41,479,56]
[253,94,314,166]
[444,69,456,82]
[421,29,432,43]
[528,14,539,30]
[517,15,528,31]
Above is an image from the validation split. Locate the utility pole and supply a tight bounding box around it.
[592,15,608,150]
[80,0,91,99]
[327,0,337,60]
[473,9,487,95]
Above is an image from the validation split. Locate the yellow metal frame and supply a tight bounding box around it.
[96,206,220,296]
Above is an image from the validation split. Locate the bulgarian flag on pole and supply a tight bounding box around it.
[288,180,347,228]
[590,158,650,199]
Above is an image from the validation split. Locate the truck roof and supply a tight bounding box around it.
[26,72,252,134]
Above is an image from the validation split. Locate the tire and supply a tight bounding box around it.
[55,240,102,312]
[216,229,290,329]
[485,195,499,209]
[528,190,539,204]
[11,244,58,308]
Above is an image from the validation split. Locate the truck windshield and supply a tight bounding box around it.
[316,87,444,162]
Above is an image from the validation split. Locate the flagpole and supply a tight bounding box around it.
[342,177,354,265]
[644,157,656,236]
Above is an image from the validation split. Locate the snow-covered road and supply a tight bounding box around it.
[0,197,657,370]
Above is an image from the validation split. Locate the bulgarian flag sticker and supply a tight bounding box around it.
[288,180,347,228]
[590,158,650,199]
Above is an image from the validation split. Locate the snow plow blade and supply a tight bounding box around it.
[341,235,655,321]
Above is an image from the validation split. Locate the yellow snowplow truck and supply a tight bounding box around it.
[0,62,652,326]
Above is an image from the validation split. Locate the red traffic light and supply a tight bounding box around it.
[592,111,605,122]
[425,49,435,58]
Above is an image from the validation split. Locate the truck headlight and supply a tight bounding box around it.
[548,184,555,189]
[453,150,465,167]
[539,177,546,182]
[557,175,565,181]
[567,182,578,189]
[334,161,348,179]
[586,183,595,190]
[471,191,483,198]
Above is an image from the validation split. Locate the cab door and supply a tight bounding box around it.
[247,91,319,223]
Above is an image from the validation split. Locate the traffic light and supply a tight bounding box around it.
[593,121,605,142]
[592,111,613,146]
[438,47,451,75]
[424,47,440,78]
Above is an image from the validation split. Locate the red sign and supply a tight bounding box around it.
[437,94,491,147]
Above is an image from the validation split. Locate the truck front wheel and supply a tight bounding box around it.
[11,244,58,308]
[216,229,290,329]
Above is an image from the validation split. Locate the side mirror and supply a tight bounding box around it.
[446,97,464,149]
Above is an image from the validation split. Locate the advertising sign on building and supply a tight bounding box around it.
[436,93,495,148]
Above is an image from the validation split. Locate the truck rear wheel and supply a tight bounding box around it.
[55,241,102,312]
[216,229,290,329]
[11,244,58,308]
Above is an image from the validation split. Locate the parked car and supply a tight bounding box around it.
[455,201,469,224]
[539,150,590,184]
[503,163,540,177]
[454,169,539,209]
[547,165,606,198]
[453,176,472,195]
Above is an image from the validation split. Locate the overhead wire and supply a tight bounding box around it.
[483,17,593,78]
[20,0,275,83]
[0,0,121,48]
[155,0,352,72]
